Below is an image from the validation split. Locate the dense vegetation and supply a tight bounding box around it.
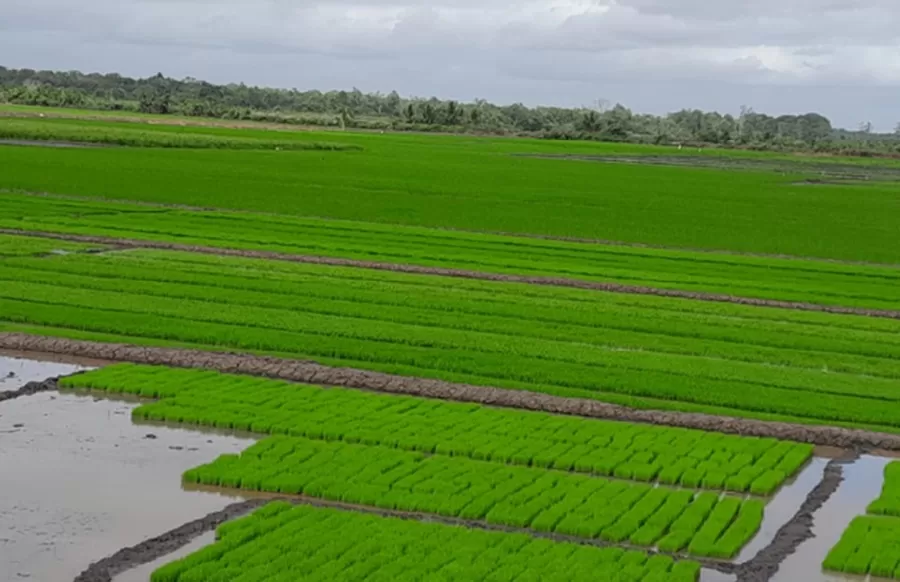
[181,434,762,558]
[3,66,899,155]
[8,247,900,431]
[4,193,899,308]
[2,128,899,262]
[0,118,358,150]
[61,364,812,494]
[151,503,703,582]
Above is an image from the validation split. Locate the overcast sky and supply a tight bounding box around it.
[3,0,899,130]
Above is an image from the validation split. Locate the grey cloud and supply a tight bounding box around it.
[2,0,900,130]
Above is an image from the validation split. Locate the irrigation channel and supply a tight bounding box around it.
[0,352,896,582]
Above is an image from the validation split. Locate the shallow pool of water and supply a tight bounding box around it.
[0,391,254,581]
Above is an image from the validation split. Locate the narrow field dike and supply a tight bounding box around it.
[4,227,900,320]
[73,500,267,582]
[10,333,900,450]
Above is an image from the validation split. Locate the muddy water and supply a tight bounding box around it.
[0,354,92,392]
[114,532,217,582]
[772,455,893,582]
[0,392,254,582]
[738,457,830,562]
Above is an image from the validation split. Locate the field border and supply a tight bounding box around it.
[4,333,900,450]
[3,229,899,320]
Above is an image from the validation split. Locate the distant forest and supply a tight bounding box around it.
[2,66,898,155]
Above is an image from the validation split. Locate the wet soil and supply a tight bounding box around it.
[0,354,90,392]
[8,334,900,451]
[737,458,829,562]
[735,456,850,581]
[4,228,898,321]
[771,454,895,582]
[77,501,265,582]
[112,532,216,582]
[0,391,254,581]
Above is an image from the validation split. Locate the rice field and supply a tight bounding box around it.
[2,110,900,581]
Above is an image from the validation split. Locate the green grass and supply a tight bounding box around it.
[60,364,813,494]
[7,248,900,431]
[0,117,898,262]
[4,193,900,310]
[0,232,104,256]
[150,502,703,582]
[0,118,360,150]
[180,435,760,558]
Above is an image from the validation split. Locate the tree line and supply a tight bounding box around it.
[1,66,897,155]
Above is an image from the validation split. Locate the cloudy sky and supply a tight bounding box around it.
[3,0,900,130]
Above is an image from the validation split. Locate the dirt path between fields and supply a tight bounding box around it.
[3,229,899,321]
[4,333,900,452]
[734,454,854,581]
[73,500,267,582]
[0,378,61,402]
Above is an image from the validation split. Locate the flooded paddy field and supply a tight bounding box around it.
[0,355,254,581]
[2,353,899,581]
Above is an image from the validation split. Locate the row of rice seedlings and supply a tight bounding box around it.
[151,502,703,582]
[869,462,900,517]
[61,364,813,493]
[14,248,900,368]
[823,516,900,578]
[8,190,898,313]
[181,435,764,558]
[10,254,900,376]
[825,464,900,577]
[4,272,899,431]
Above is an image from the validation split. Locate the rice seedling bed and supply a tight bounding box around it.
[150,502,703,582]
[181,434,761,558]
[2,192,899,310]
[5,249,900,431]
[823,515,900,578]
[870,462,900,517]
[61,364,813,494]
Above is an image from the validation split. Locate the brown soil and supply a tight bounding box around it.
[4,228,899,321]
[0,138,110,149]
[5,333,900,451]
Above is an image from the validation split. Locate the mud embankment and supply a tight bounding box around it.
[3,228,898,321]
[73,500,267,582]
[735,455,853,582]
[7,333,900,451]
[0,378,59,402]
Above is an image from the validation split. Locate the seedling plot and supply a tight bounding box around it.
[150,502,702,582]
[870,462,900,517]
[824,516,900,578]
[60,364,813,494]
[7,247,900,433]
[181,435,762,559]
[824,462,900,578]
